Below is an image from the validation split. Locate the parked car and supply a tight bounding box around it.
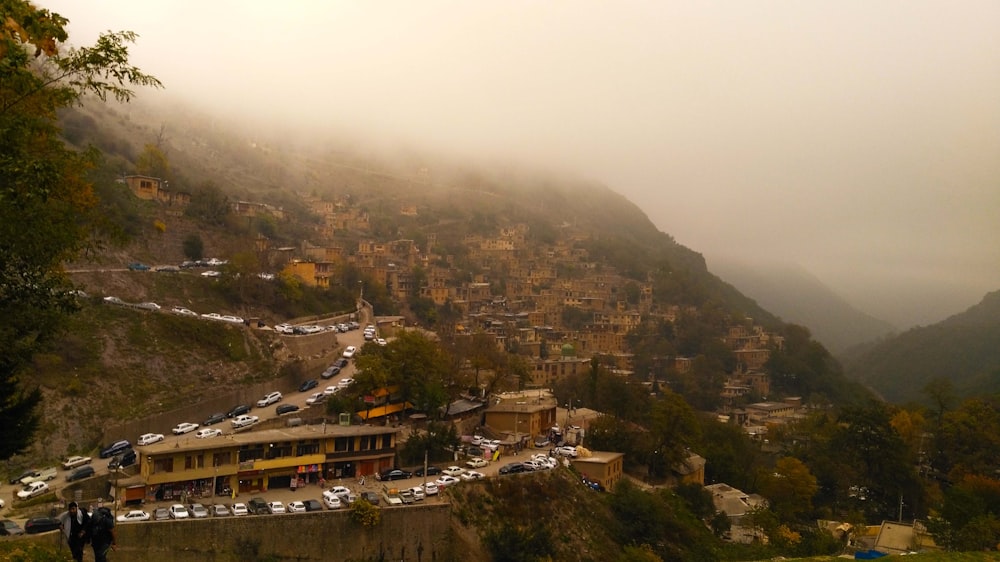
[100,440,131,458]
[231,414,259,429]
[202,412,226,426]
[188,503,209,518]
[66,466,95,482]
[172,422,199,435]
[408,486,426,501]
[62,456,92,470]
[287,501,307,513]
[226,404,252,418]
[554,446,578,457]
[116,510,150,523]
[127,262,150,271]
[375,338,387,346]
[298,379,318,392]
[322,491,342,510]
[210,504,231,517]
[20,466,57,484]
[17,481,49,499]
[0,519,24,536]
[24,516,61,534]
[465,458,489,469]
[321,365,341,379]
[137,433,164,446]
[303,499,324,512]
[323,385,339,396]
[435,475,460,488]
[423,482,439,496]
[168,504,189,519]
[136,301,161,311]
[230,503,249,516]
[247,497,269,515]
[109,449,137,470]
[267,501,285,514]
[414,465,441,477]
[305,392,326,405]
[257,391,282,407]
[337,377,355,388]
[442,466,465,477]
[9,469,38,485]
[461,470,485,481]
[342,346,357,358]
[333,358,349,369]
[153,507,170,521]
[360,491,380,505]
[195,428,222,439]
[276,403,299,415]
[499,463,527,475]
[378,469,412,481]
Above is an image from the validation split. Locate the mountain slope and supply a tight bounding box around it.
[710,258,897,354]
[843,290,1000,403]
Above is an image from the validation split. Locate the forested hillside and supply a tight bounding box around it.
[844,290,1000,404]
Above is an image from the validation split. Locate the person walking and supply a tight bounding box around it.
[59,502,90,562]
[88,506,118,562]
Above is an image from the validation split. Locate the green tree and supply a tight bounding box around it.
[182,233,204,261]
[185,180,230,225]
[135,142,171,180]
[758,457,819,522]
[0,0,159,459]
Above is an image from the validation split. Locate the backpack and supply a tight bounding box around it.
[88,507,114,544]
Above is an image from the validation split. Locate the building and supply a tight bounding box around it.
[484,402,558,444]
[123,175,190,205]
[570,450,624,492]
[130,423,399,504]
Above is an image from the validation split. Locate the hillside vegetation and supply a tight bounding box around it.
[844,290,1000,403]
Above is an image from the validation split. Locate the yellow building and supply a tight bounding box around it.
[484,403,558,444]
[131,424,399,503]
[571,451,624,492]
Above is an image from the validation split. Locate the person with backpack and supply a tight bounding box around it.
[59,502,91,562]
[88,506,118,562]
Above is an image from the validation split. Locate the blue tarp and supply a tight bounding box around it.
[854,550,889,559]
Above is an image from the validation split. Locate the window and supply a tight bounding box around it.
[153,458,173,473]
[334,437,353,453]
[297,441,319,456]
[359,436,378,451]
[213,452,231,467]
[381,434,393,449]
[266,442,293,460]
[239,446,265,462]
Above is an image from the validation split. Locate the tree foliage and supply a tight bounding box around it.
[0,0,159,459]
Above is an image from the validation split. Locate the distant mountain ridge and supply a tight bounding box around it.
[842,289,1000,404]
[709,258,896,354]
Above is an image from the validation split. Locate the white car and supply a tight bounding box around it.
[286,501,307,513]
[231,503,249,516]
[231,414,259,429]
[423,482,439,496]
[465,458,489,469]
[200,270,221,278]
[322,491,342,509]
[274,323,294,334]
[195,428,222,439]
[61,456,92,470]
[116,510,150,523]
[17,481,49,499]
[342,346,357,358]
[442,466,465,477]
[172,422,199,435]
[267,501,285,514]
[328,486,352,499]
[375,338,387,346]
[169,504,189,519]
[137,433,165,446]
[554,446,578,457]
[257,391,282,407]
[337,378,354,388]
[461,470,485,481]
[305,392,326,405]
[171,306,198,317]
[220,315,244,324]
[435,475,460,488]
[408,486,426,501]
[323,385,339,396]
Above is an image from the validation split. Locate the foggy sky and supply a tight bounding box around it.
[43,1,1000,328]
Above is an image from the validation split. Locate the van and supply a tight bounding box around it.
[66,466,95,482]
[100,440,131,459]
[109,449,136,470]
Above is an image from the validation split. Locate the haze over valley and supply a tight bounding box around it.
[45,0,1000,331]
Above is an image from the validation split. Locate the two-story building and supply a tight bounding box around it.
[484,402,558,445]
[130,423,399,503]
[570,450,624,492]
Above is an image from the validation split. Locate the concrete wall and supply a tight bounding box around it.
[23,504,459,561]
